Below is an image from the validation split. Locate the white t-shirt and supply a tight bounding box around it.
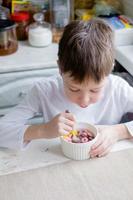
[0,74,133,150]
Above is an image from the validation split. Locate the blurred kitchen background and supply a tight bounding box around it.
[1,0,133,43]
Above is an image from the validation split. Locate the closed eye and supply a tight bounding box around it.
[90,90,100,93]
[69,88,80,92]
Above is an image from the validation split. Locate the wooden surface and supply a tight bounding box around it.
[0,149,133,200]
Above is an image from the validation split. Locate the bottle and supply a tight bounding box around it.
[11,12,30,41]
[50,0,73,28]
[50,0,73,43]
[28,12,52,47]
[0,0,10,20]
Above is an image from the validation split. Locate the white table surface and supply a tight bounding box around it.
[0,42,58,73]
[0,137,133,176]
[0,149,133,200]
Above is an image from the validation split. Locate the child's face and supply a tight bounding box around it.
[62,73,107,108]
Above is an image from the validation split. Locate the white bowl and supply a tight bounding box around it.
[60,122,98,160]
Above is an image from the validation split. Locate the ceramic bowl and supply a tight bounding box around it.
[60,122,98,160]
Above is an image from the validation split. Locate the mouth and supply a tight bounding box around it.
[79,104,89,108]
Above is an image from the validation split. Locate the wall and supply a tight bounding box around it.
[122,0,133,17]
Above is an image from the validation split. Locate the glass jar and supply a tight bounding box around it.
[0,19,18,56]
[28,13,52,47]
[50,0,74,43]
[11,12,30,41]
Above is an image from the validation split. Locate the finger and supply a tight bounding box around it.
[60,116,75,128]
[59,124,73,136]
[90,138,113,158]
[64,112,76,121]
[90,141,109,157]
[59,130,70,136]
[97,146,112,157]
[91,134,103,150]
[63,123,73,132]
[64,118,75,127]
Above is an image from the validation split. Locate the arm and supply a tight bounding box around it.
[90,78,133,158]
[24,112,75,142]
[90,124,133,158]
[0,84,41,149]
[116,123,133,140]
[0,82,75,150]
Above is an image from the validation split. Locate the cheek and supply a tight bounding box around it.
[64,88,76,100]
[91,93,102,103]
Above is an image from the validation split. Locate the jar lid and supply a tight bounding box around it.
[29,12,51,30]
[0,19,16,32]
[11,12,30,22]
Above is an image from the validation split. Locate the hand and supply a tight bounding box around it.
[44,111,76,138]
[90,125,119,158]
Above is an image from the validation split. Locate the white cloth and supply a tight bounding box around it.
[0,74,133,149]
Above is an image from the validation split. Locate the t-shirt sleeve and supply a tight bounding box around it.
[118,78,133,136]
[0,83,42,150]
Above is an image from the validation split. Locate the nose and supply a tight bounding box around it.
[78,93,90,107]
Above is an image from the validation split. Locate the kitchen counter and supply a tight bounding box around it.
[115,28,133,76]
[115,45,133,76]
[0,41,58,73]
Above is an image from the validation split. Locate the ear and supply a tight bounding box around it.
[57,59,59,66]
[57,60,62,75]
[59,69,62,76]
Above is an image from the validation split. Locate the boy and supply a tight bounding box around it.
[0,19,133,158]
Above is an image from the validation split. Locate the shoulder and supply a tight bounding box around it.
[108,74,129,86]
[32,74,63,96]
[106,74,133,99]
[107,74,131,90]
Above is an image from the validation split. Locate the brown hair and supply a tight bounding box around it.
[58,18,114,83]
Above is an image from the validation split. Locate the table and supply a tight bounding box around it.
[0,149,133,200]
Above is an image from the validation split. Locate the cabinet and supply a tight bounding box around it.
[0,42,58,122]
